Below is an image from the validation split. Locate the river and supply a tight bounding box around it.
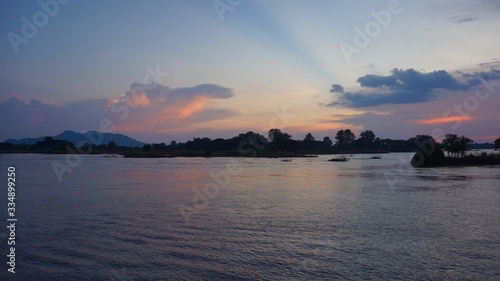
[0,153,499,280]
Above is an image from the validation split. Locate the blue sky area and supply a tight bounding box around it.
[1,0,499,143]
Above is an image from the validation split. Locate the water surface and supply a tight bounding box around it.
[1,153,499,280]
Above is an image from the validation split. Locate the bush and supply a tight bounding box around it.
[411,138,445,167]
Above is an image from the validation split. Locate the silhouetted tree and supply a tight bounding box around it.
[107,141,117,153]
[142,144,152,152]
[335,129,355,148]
[185,137,211,151]
[495,137,500,150]
[322,136,333,148]
[443,134,473,157]
[457,136,473,157]
[152,142,167,152]
[20,144,30,152]
[304,133,315,142]
[229,131,267,152]
[411,137,445,167]
[244,131,267,149]
[359,130,376,149]
[267,129,297,151]
[79,143,95,154]
[0,142,13,152]
[31,136,75,152]
[268,128,291,142]
[442,134,458,156]
[230,131,268,155]
[301,133,317,150]
[211,138,229,151]
[165,141,179,152]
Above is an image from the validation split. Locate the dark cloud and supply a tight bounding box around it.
[329,90,435,108]
[329,84,344,93]
[460,68,500,86]
[447,15,478,24]
[358,69,465,91]
[478,60,500,67]
[328,68,500,108]
[357,74,398,88]
[126,83,234,103]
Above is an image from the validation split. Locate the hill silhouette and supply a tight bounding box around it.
[5,130,144,147]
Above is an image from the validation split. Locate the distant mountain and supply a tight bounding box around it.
[4,130,145,147]
[4,137,44,145]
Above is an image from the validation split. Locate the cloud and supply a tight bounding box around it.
[324,82,500,142]
[107,83,236,133]
[359,69,465,91]
[330,90,433,107]
[478,60,500,67]
[460,68,500,85]
[329,84,344,93]
[357,74,398,88]
[447,15,478,24]
[328,68,500,108]
[168,84,234,100]
[0,83,237,141]
[0,97,98,140]
[415,116,475,125]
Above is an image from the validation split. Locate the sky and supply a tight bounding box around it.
[1,0,499,143]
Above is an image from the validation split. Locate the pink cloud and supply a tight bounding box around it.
[0,83,237,141]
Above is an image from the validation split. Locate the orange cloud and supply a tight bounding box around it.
[131,92,151,107]
[178,96,210,117]
[416,115,475,125]
[105,83,235,134]
[105,98,119,109]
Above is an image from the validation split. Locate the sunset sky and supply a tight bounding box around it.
[1,0,499,143]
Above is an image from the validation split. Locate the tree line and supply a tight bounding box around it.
[138,129,414,156]
[2,129,497,156]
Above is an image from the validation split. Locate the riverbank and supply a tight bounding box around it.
[412,151,500,167]
[441,153,500,166]
[122,151,320,158]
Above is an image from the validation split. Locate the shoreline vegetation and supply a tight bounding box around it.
[1,129,499,166]
[413,152,500,168]
[411,136,500,167]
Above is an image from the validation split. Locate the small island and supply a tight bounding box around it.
[411,135,500,167]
